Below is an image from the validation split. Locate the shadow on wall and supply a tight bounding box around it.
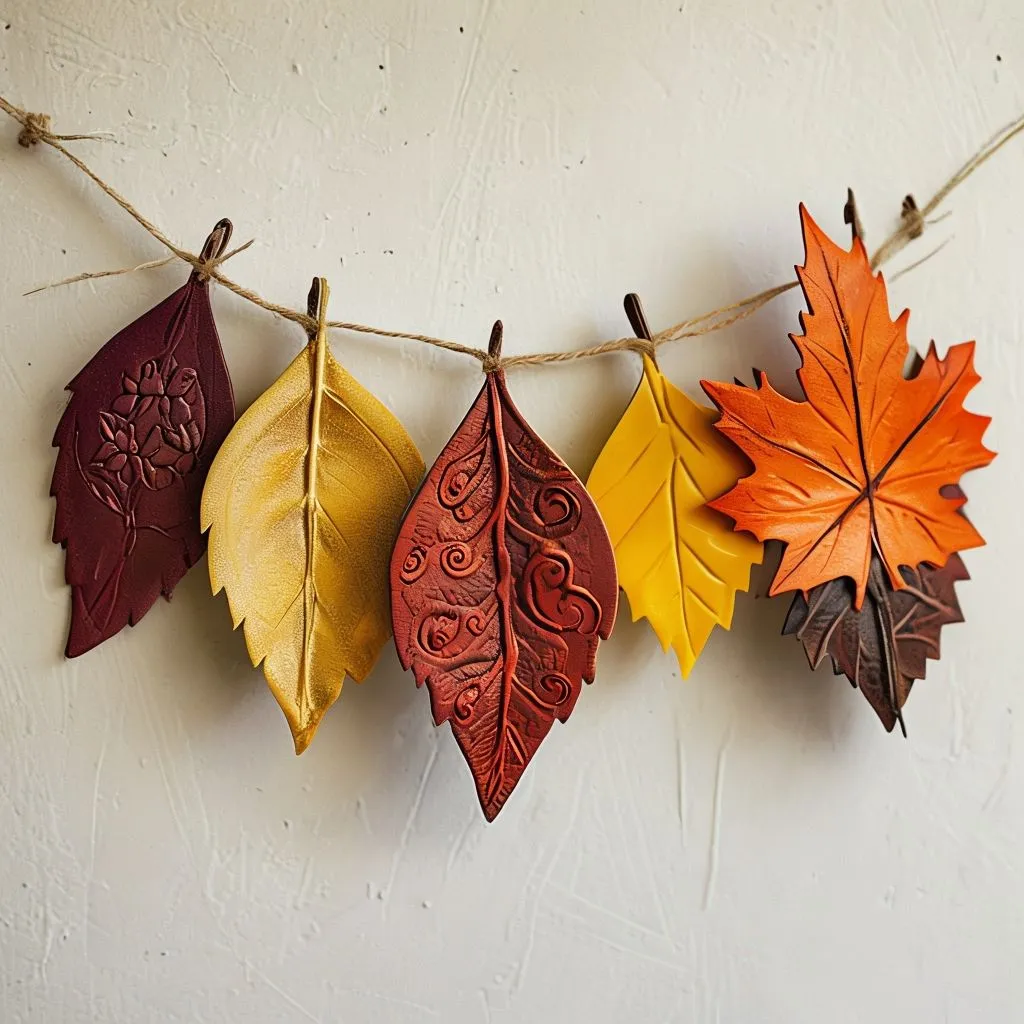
[729,544,856,746]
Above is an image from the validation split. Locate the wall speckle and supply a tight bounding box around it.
[1,0,1023,1021]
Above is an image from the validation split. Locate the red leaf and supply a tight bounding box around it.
[390,323,618,820]
[50,220,236,656]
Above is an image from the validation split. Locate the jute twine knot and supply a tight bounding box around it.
[192,237,255,282]
[481,354,502,373]
[194,249,233,282]
[628,337,658,360]
[17,111,51,148]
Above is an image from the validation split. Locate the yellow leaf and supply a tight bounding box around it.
[201,278,424,752]
[587,355,762,675]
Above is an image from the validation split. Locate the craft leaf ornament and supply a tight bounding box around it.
[587,294,763,675]
[702,204,994,730]
[201,278,424,753]
[784,551,969,732]
[703,206,993,605]
[51,219,236,656]
[390,323,618,821]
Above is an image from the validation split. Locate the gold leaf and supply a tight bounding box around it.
[201,278,424,752]
[587,355,762,675]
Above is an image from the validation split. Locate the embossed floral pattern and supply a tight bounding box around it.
[51,220,236,658]
[86,357,206,511]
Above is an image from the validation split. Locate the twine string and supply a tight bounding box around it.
[22,237,256,297]
[22,255,176,297]
[16,110,116,148]
[4,94,1023,372]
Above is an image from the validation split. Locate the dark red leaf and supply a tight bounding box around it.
[390,323,618,820]
[51,220,236,656]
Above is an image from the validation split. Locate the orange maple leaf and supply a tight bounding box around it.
[702,205,994,608]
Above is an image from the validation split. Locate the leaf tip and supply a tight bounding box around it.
[797,201,824,248]
[291,716,324,755]
[699,377,722,408]
[64,631,92,659]
[675,652,696,679]
[477,779,513,821]
[307,276,330,325]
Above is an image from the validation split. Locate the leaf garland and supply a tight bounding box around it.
[51,219,236,656]
[41,187,998,770]
[587,294,763,676]
[201,278,425,753]
[390,323,618,820]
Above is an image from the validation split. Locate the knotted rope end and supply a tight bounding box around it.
[18,111,51,148]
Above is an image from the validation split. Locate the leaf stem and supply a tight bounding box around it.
[485,370,518,814]
[300,276,330,736]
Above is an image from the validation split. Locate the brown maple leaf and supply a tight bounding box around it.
[702,204,994,607]
[783,552,969,734]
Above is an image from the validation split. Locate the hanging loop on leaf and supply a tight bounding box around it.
[482,320,503,373]
[901,194,925,239]
[622,293,658,361]
[843,188,865,244]
[200,218,233,263]
[196,218,239,281]
[306,276,331,339]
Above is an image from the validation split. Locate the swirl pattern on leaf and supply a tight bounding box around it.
[391,367,617,820]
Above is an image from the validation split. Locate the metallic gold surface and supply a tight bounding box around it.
[201,278,424,752]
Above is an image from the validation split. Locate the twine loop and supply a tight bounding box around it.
[627,337,658,360]
[481,320,505,373]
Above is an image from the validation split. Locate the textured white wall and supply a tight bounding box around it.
[2,1,1023,1021]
